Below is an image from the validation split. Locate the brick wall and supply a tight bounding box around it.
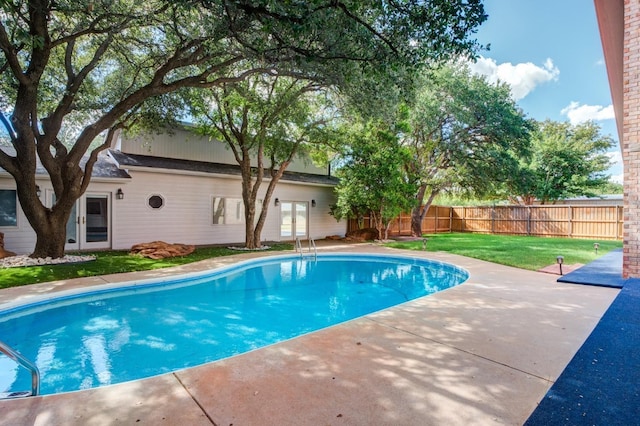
[623,0,640,277]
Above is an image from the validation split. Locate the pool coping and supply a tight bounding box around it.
[0,243,622,425]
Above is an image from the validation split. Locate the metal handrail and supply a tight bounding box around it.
[0,340,40,397]
[295,237,303,257]
[309,238,317,260]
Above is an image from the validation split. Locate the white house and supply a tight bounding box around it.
[0,127,345,254]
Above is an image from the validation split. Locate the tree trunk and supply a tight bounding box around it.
[410,184,427,237]
[411,185,439,237]
[27,205,73,259]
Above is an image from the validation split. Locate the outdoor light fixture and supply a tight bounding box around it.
[556,255,564,275]
[116,188,124,200]
[36,185,41,197]
[311,199,316,207]
[274,198,280,206]
[422,238,428,250]
[594,242,600,255]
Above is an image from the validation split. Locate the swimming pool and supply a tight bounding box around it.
[0,254,468,396]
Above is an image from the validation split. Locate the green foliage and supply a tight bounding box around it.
[189,74,336,248]
[406,64,532,197]
[0,243,293,288]
[593,180,623,195]
[386,233,622,271]
[0,0,488,257]
[399,64,532,234]
[332,119,418,239]
[506,120,614,204]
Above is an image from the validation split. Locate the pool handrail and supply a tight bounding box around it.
[295,238,303,257]
[309,238,317,260]
[0,339,40,398]
[295,238,317,260]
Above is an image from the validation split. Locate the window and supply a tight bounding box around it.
[0,189,17,227]
[148,195,164,209]
[212,197,246,225]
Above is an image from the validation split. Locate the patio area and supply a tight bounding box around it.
[0,242,620,425]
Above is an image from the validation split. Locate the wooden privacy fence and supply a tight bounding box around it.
[348,205,624,240]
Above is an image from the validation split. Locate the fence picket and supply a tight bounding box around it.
[347,205,623,240]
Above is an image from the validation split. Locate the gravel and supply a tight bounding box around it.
[0,254,96,269]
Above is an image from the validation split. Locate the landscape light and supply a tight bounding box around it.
[556,255,564,275]
[594,242,600,255]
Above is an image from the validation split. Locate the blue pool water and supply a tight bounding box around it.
[0,254,468,396]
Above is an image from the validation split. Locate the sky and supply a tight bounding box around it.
[469,0,622,183]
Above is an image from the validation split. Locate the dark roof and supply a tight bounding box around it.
[0,146,131,179]
[109,150,339,186]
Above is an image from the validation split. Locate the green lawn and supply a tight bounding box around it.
[0,243,293,289]
[1,234,623,289]
[385,233,622,271]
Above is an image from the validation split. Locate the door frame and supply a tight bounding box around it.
[47,191,112,251]
[279,201,309,241]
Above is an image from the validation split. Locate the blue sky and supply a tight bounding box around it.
[470,0,621,182]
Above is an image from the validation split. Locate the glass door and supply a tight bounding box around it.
[280,201,308,240]
[82,194,111,249]
[294,202,307,239]
[50,192,80,251]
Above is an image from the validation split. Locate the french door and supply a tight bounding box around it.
[51,192,112,250]
[280,201,308,240]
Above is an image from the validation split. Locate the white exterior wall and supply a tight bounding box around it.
[119,128,328,175]
[1,178,36,255]
[0,177,126,254]
[112,169,344,249]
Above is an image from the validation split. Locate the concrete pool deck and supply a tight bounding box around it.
[0,243,620,425]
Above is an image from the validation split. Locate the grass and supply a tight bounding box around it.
[385,233,622,271]
[0,243,293,289]
[1,234,624,289]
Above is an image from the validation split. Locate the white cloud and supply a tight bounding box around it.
[560,102,615,125]
[467,56,560,101]
[606,150,622,168]
[606,151,623,184]
[609,172,623,184]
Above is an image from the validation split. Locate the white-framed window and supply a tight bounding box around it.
[0,189,17,227]
[212,197,244,225]
[212,196,264,225]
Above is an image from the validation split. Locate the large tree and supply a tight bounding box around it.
[190,74,333,248]
[505,120,614,205]
[404,65,532,236]
[0,0,487,258]
[331,120,418,240]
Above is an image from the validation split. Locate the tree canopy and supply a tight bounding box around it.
[189,73,334,248]
[0,0,487,257]
[505,120,614,205]
[403,64,532,235]
[331,119,418,240]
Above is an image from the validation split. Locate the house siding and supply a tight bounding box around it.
[1,126,344,255]
[111,169,343,250]
[119,128,329,175]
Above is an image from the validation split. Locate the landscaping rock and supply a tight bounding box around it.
[130,241,196,259]
[0,232,16,259]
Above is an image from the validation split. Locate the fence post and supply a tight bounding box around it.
[491,205,495,234]
[449,206,453,233]
[527,206,531,236]
[568,205,572,238]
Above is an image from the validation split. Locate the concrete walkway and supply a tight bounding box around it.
[0,243,619,425]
